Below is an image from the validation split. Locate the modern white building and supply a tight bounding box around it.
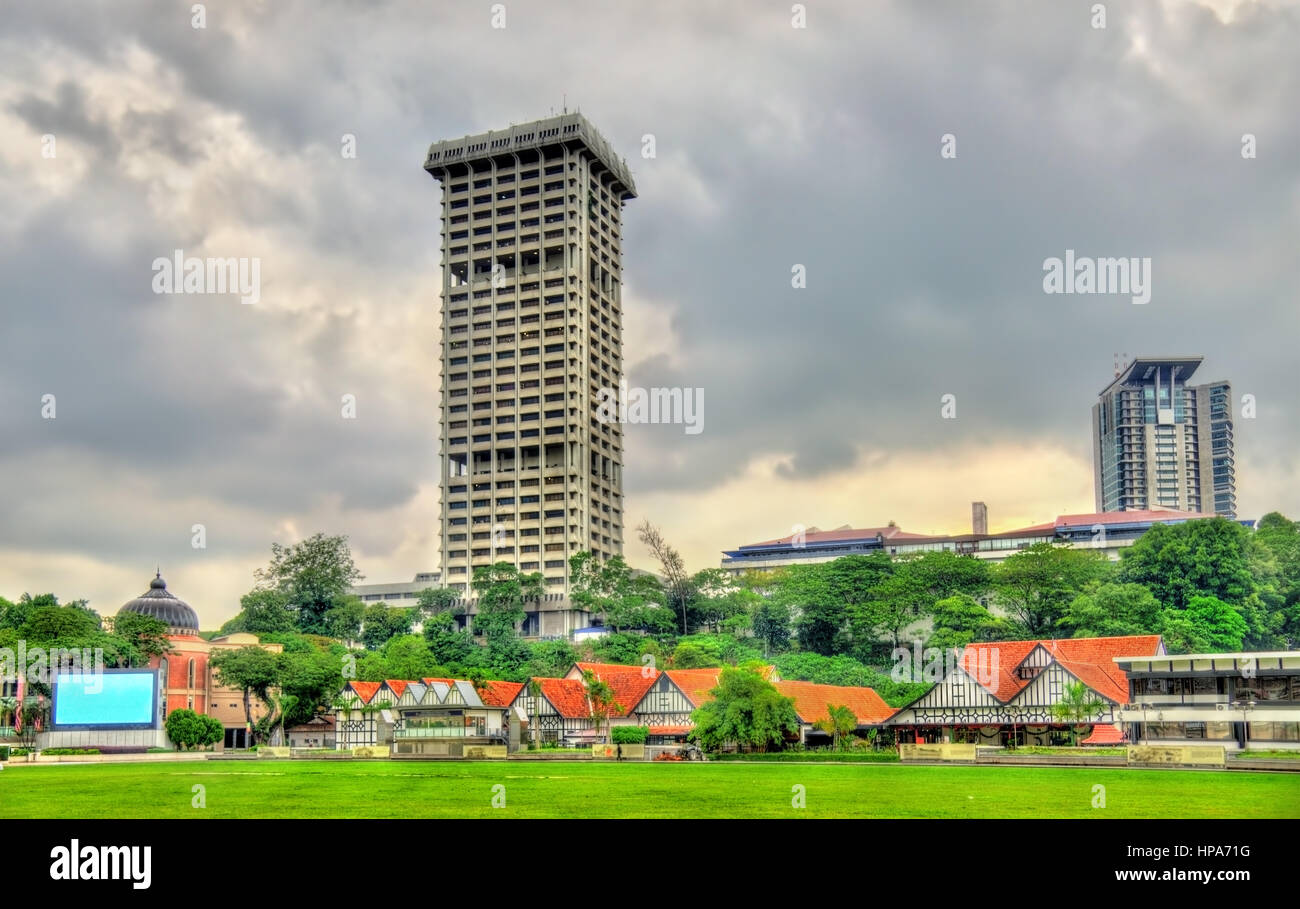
[1114,651,1300,750]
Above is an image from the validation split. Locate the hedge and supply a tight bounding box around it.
[611,725,649,744]
[40,748,101,756]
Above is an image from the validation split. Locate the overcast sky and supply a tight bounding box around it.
[1,0,1296,627]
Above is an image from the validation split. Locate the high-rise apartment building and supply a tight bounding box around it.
[1092,356,1236,518]
[424,114,636,596]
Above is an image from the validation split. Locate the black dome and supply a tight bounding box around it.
[118,572,199,634]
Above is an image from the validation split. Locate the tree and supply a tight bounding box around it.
[471,562,543,641]
[232,589,298,636]
[378,635,438,682]
[671,641,721,669]
[1160,596,1251,653]
[582,670,624,745]
[1058,583,1163,639]
[1117,518,1256,611]
[361,604,413,650]
[253,532,363,634]
[993,543,1110,636]
[690,667,799,753]
[928,594,1005,650]
[689,568,749,634]
[526,679,543,749]
[637,520,695,633]
[210,646,280,745]
[1252,512,1300,647]
[773,564,842,655]
[276,648,346,728]
[415,587,461,618]
[165,708,223,751]
[323,596,365,642]
[752,600,792,655]
[526,638,577,679]
[108,612,173,667]
[1050,681,1104,746]
[815,703,857,751]
[423,612,475,667]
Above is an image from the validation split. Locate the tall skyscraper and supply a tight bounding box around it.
[1092,356,1236,518]
[423,114,636,600]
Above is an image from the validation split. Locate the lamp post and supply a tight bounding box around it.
[1238,695,1257,752]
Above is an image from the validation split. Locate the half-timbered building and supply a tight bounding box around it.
[630,666,782,744]
[334,677,521,755]
[774,680,895,744]
[509,677,596,745]
[888,635,1164,746]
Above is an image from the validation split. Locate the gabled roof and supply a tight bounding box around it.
[661,665,778,707]
[774,680,894,725]
[477,679,525,707]
[571,662,658,714]
[1082,723,1126,745]
[346,681,382,704]
[663,668,724,707]
[384,680,408,698]
[958,635,1162,705]
[534,678,591,718]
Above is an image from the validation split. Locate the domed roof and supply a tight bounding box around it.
[118,572,200,634]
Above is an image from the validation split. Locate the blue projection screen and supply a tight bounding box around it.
[52,670,159,729]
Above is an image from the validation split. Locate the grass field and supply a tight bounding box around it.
[1,761,1297,818]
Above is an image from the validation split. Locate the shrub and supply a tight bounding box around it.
[611,725,648,744]
[0,746,8,760]
[40,748,101,756]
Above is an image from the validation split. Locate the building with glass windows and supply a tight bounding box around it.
[423,114,636,616]
[719,508,1243,575]
[1113,651,1300,750]
[1092,356,1236,518]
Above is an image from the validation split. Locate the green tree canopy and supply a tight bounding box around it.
[689,666,799,753]
[1058,582,1163,639]
[210,646,280,745]
[253,532,363,635]
[361,604,414,650]
[470,562,542,641]
[993,543,1110,636]
[1116,518,1256,611]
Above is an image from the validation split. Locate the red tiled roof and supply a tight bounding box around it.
[1054,509,1216,528]
[476,679,525,707]
[958,635,1162,704]
[421,677,455,686]
[384,680,408,697]
[648,725,692,735]
[347,681,381,704]
[535,678,591,718]
[1082,723,1126,745]
[663,668,723,706]
[572,662,657,714]
[662,666,777,707]
[774,680,894,725]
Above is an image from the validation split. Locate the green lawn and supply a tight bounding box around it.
[0,761,1295,818]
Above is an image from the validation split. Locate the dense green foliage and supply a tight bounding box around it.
[611,725,648,744]
[689,666,800,752]
[164,708,224,750]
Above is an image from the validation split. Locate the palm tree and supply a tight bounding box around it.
[581,670,623,748]
[527,679,543,749]
[1051,681,1105,746]
[814,704,857,751]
